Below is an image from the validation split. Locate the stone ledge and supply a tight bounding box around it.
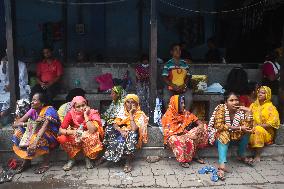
[1,125,284,163]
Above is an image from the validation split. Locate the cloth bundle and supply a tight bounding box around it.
[198,166,219,182]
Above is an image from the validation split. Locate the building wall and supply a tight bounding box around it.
[0,0,217,63]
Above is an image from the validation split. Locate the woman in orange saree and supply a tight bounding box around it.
[161,95,208,168]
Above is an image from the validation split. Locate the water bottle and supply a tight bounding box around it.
[74,79,81,88]
[75,124,84,143]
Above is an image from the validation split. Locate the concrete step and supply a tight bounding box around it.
[1,125,284,163]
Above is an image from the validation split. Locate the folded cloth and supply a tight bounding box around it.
[205,83,225,94]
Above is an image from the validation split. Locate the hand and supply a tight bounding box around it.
[27,141,37,154]
[187,132,197,140]
[36,116,45,123]
[237,106,251,112]
[198,124,204,132]
[241,126,253,133]
[70,129,77,135]
[84,106,91,117]
[120,130,129,138]
[129,105,137,117]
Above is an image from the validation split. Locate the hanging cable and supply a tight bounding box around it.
[38,0,130,5]
[159,0,267,14]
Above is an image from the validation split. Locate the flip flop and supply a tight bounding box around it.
[123,165,132,173]
[15,160,31,174]
[85,158,94,169]
[34,165,50,174]
[237,157,254,167]
[0,169,15,184]
[63,160,75,171]
[180,162,190,168]
[193,157,206,164]
[217,168,225,181]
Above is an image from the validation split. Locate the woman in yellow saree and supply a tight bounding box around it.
[101,94,148,173]
[249,86,280,162]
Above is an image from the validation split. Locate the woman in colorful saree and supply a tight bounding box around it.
[102,94,148,173]
[12,93,60,174]
[101,86,126,126]
[208,92,254,180]
[57,96,104,171]
[249,86,280,162]
[161,95,208,168]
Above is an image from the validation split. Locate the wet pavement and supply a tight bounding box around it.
[1,156,284,189]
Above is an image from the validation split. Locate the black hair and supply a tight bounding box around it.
[224,67,248,95]
[66,88,86,102]
[140,54,149,62]
[207,37,216,44]
[265,50,277,62]
[224,91,239,102]
[34,92,49,105]
[43,46,53,51]
[170,43,181,51]
[246,81,258,95]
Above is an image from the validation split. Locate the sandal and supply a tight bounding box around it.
[63,159,75,171]
[0,169,15,184]
[123,164,132,173]
[192,157,206,164]
[217,167,225,181]
[15,160,31,174]
[34,164,50,174]
[180,162,190,168]
[237,157,254,166]
[95,157,106,166]
[85,158,94,169]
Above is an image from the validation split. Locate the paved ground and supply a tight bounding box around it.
[1,156,284,189]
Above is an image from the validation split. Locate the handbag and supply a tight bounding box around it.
[19,119,39,148]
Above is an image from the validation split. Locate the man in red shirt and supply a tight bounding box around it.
[31,47,63,102]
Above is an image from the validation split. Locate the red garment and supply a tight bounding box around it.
[262,62,275,77]
[239,95,251,107]
[135,64,149,82]
[36,59,63,83]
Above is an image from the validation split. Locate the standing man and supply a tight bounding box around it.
[163,43,193,110]
[32,47,63,102]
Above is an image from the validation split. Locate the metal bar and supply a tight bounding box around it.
[4,0,19,113]
[149,0,157,124]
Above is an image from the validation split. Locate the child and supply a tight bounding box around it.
[162,43,193,110]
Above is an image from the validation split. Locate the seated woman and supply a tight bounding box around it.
[208,92,254,180]
[57,96,104,171]
[101,94,148,173]
[249,86,280,162]
[12,93,60,174]
[101,86,126,126]
[161,95,208,168]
